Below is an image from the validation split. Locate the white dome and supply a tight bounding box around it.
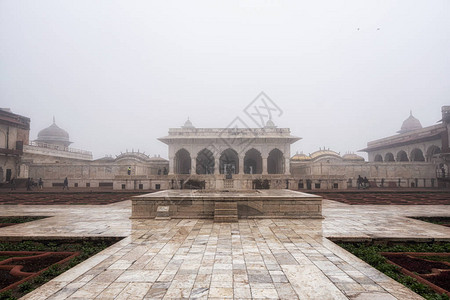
[397,111,422,134]
[182,118,195,129]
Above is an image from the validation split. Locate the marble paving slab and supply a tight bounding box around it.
[0,199,448,299]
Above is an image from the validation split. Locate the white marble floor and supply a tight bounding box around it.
[0,199,449,299]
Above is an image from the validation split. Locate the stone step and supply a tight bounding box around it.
[215,202,238,209]
[214,202,238,222]
[215,209,237,215]
[155,205,170,220]
[214,215,238,223]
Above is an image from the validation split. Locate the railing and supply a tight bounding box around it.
[27,141,92,156]
[436,169,449,179]
[0,148,22,155]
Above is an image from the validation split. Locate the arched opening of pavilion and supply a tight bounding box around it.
[410,148,425,162]
[374,154,383,162]
[220,148,239,174]
[385,152,395,162]
[426,145,441,162]
[268,148,285,174]
[244,148,262,174]
[196,148,215,174]
[396,150,409,162]
[174,148,191,174]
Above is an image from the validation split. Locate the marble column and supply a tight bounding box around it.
[284,158,290,175]
[239,156,244,174]
[191,157,196,174]
[169,157,174,175]
[262,157,268,175]
[214,158,220,175]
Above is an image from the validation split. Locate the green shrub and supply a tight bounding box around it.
[338,241,450,300]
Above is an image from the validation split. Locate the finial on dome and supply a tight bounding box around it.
[53,116,55,124]
[182,117,195,129]
[264,118,276,128]
[397,110,422,134]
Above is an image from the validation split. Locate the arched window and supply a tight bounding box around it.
[174,149,191,174]
[396,150,408,162]
[268,148,285,174]
[220,149,239,174]
[410,148,425,162]
[196,148,215,174]
[374,154,383,162]
[244,148,262,174]
[385,152,395,162]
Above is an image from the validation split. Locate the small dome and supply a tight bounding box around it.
[310,149,341,160]
[182,118,195,129]
[342,153,365,161]
[264,119,276,128]
[148,155,169,162]
[291,153,311,161]
[35,118,72,147]
[397,111,422,134]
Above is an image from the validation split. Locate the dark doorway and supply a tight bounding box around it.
[6,169,11,182]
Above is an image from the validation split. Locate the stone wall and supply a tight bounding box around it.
[291,161,437,188]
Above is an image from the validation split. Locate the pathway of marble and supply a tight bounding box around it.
[0,200,449,299]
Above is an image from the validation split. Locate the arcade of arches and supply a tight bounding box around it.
[373,145,441,163]
[173,148,286,175]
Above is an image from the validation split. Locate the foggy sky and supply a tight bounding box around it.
[1,0,449,159]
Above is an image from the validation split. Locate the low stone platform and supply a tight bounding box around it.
[131,189,322,219]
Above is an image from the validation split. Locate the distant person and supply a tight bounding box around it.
[26,177,32,191]
[357,175,363,189]
[38,178,43,189]
[63,177,69,190]
[363,177,369,189]
[10,177,16,191]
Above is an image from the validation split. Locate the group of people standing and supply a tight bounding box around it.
[357,175,370,189]
[9,177,69,191]
[12,177,44,191]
